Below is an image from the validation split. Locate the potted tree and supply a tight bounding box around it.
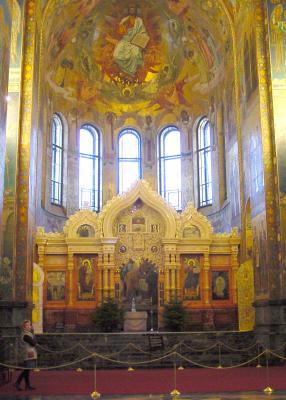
[163,299,186,331]
[91,298,124,332]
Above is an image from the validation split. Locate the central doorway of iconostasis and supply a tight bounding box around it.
[120,257,158,330]
[113,198,165,331]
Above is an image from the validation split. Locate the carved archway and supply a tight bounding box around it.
[101,180,178,238]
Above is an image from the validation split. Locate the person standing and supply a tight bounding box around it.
[14,320,37,391]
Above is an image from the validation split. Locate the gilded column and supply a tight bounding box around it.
[175,256,181,300]
[14,0,37,301]
[254,0,281,298]
[203,253,210,305]
[103,263,109,300]
[163,246,171,303]
[97,252,103,304]
[102,239,117,299]
[37,245,45,270]
[170,266,176,293]
[109,250,115,299]
[163,242,178,301]
[67,253,74,306]
[230,246,239,304]
[164,267,170,303]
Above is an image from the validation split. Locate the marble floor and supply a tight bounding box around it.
[1,393,286,400]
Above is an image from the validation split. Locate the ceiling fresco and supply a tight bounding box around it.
[42,0,233,116]
[40,0,237,13]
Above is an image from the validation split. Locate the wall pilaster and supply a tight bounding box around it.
[14,0,37,302]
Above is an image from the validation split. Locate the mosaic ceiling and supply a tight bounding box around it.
[41,0,234,116]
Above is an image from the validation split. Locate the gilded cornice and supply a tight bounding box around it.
[63,209,101,239]
[36,180,240,251]
[180,202,213,239]
[36,226,65,241]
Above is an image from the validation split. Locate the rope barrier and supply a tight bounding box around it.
[25,338,264,355]
[216,340,259,352]
[78,342,133,357]
[5,334,286,357]
[0,349,272,371]
[180,341,219,352]
[267,349,286,361]
[3,335,286,373]
[37,343,81,354]
[176,350,268,370]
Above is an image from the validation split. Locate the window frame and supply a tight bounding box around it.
[197,117,213,208]
[117,128,142,194]
[51,113,64,206]
[79,124,101,212]
[158,125,182,211]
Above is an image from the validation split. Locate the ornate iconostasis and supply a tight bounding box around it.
[34,181,247,332]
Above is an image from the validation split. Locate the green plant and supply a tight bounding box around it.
[91,298,124,332]
[163,299,186,332]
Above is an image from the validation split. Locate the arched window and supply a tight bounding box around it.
[79,124,101,211]
[51,114,63,205]
[159,126,182,210]
[197,118,213,207]
[118,128,142,194]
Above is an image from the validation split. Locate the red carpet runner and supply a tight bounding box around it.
[1,366,286,396]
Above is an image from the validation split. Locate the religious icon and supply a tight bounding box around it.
[151,224,159,233]
[183,225,200,238]
[184,257,201,300]
[112,5,150,76]
[47,272,65,301]
[119,245,127,253]
[132,216,146,232]
[78,258,95,300]
[118,223,127,232]
[77,224,95,237]
[212,271,229,300]
[151,245,158,253]
[120,258,158,306]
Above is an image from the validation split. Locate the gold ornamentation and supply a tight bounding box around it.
[14,0,37,298]
[91,390,101,399]
[263,387,273,394]
[180,202,213,239]
[237,259,255,331]
[170,389,180,396]
[101,180,179,238]
[63,209,101,238]
[35,180,240,321]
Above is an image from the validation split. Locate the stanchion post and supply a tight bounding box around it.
[256,343,262,368]
[170,358,180,396]
[91,363,101,399]
[178,343,184,370]
[263,349,273,394]
[217,343,222,369]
